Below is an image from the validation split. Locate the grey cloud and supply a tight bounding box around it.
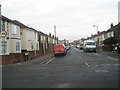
[0,0,119,41]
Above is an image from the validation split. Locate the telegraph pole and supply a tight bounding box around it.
[93,25,99,45]
[0,5,1,31]
[54,25,57,45]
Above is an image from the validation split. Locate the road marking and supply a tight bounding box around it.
[107,56,119,60]
[44,57,56,65]
[95,70,108,73]
[85,62,90,67]
[57,83,70,88]
[101,64,110,66]
[93,53,99,55]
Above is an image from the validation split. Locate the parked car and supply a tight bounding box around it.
[65,46,71,50]
[83,40,96,53]
[113,46,117,51]
[117,44,120,53]
[74,45,77,48]
[112,44,120,53]
[79,44,83,50]
[76,45,80,49]
[54,44,67,56]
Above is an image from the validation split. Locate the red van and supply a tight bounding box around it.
[54,44,67,56]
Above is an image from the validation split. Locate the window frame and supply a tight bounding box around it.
[15,42,20,52]
[12,24,17,35]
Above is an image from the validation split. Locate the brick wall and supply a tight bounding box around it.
[1,44,54,65]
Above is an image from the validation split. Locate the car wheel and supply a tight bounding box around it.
[94,50,96,53]
[54,54,57,57]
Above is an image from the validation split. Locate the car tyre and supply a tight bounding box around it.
[54,54,57,57]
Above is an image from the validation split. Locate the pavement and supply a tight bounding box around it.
[97,49,120,60]
[1,52,54,70]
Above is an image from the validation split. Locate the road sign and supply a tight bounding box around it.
[0,30,7,38]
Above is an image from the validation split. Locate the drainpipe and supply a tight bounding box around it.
[42,43,45,55]
[34,48,36,57]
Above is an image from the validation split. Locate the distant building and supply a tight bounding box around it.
[87,23,120,45]
[118,1,120,23]
[59,39,69,46]
[72,40,80,45]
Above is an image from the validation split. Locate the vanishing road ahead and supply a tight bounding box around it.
[3,47,119,88]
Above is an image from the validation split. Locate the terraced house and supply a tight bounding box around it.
[38,31,49,55]
[0,16,59,65]
[38,32,58,55]
[0,16,22,64]
[87,23,120,45]
[13,20,39,61]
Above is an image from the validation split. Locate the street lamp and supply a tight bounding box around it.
[93,25,99,45]
[0,5,1,31]
[93,25,98,34]
[54,25,57,45]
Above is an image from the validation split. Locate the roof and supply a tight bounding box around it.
[13,20,38,32]
[13,20,29,28]
[38,31,45,35]
[29,27,38,32]
[2,16,24,27]
[2,15,13,22]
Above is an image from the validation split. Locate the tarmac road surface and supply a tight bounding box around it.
[2,46,119,88]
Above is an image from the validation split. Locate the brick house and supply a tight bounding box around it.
[38,32,55,55]
[0,16,22,64]
[13,20,40,61]
[87,23,120,45]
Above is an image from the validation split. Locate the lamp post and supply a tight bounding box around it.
[0,5,1,31]
[54,25,57,45]
[93,25,99,45]
[93,25,98,34]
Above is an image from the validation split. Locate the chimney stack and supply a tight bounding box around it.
[49,33,51,37]
[110,23,114,28]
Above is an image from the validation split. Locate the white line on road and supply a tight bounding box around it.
[107,56,119,60]
[85,62,90,67]
[95,70,108,73]
[44,57,56,65]
[93,53,99,55]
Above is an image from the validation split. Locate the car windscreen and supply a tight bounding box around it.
[86,42,96,45]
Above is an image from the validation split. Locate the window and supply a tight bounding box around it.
[46,43,48,49]
[12,24,17,35]
[41,36,43,42]
[1,41,7,54]
[36,44,39,50]
[31,43,34,50]
[111,31,114,37]
[16,42,20,52]
[86,42,96,45]
[1,20,4,31]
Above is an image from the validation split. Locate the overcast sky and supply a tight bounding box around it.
[0,0,119,42]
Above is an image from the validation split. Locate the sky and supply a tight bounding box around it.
[0,0,119,42]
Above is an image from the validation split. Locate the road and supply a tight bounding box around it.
[2,47,119,88]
